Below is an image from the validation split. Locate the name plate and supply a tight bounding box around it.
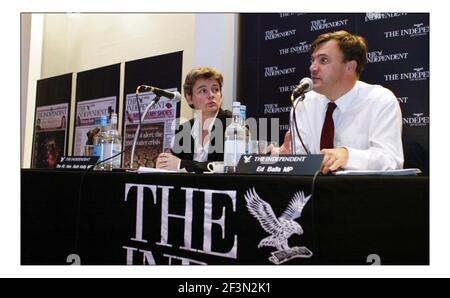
[56,156,99,170]
[236,154,323,175]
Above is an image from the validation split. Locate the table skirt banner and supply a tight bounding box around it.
[21,169,429,265]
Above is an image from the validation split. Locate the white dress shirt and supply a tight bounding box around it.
[293,80,404,170]
[191,110,219,162]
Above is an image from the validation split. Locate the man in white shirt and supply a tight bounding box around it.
[269,30,403,174]
[155,67,232,172]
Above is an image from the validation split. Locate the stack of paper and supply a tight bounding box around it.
[137,167,188,174]
[333,168,422,176]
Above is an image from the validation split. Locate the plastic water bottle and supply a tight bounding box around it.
[104,112,122,170]
[93,115,109,170]
[240,104,252,154]
[224,102,246,173]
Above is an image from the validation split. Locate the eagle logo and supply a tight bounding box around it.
[244,187,313,263]
[243,155,252,163]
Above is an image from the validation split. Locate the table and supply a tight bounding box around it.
[21,169,429,265]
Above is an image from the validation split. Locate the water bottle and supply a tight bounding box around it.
[240,104,252,154]
[93,115,109,170]
[224,101,246,173]
[104,112,122,171]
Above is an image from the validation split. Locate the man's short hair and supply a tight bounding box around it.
[311,30,368,77]
[183,67,223,108]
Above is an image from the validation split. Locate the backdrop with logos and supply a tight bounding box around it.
[237,13,429,174]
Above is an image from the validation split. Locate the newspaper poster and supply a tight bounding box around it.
[73,96,117,156]
[32,103,69,168]
[123,89,178,168]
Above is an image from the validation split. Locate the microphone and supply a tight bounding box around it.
[291,77,313,102]
[138,85,182,102]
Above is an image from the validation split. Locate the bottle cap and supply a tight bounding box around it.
[99,115,108,126]
[111,113,118,124]
[232,101,241,115]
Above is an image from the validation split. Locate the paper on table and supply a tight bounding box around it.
[137,166,188,173]
[333,168,422,176]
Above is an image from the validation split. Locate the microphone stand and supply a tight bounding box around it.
[290,96,300,154]
[129,95,161,169]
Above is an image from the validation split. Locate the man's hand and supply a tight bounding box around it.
[320,147,349,174]
[156,152,181,171]
[268,130,292,155]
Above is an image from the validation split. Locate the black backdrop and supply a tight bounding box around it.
[75,63,121,104]
[34,73,72,107]
[31,73,72,168]
[123,51,183,98]
[72,64,121,155]
[237,13,429,174]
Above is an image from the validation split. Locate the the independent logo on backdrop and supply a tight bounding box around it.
[367,50,409,64]
[365,12,408,22]
[264,66,297,78]
[403,113,429,127]
[278,41,311,56]
[384,67,430,82]
[310,18,350,31]
[384,23,430,39]
[264,28,297,41]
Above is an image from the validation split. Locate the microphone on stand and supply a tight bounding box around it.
[137,85,181,102]
[130,85,181,169]
[290,77,313,102]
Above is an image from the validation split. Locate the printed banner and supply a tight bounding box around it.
[21,170,429,265]
[73,96,117,156]
[32,103,68,168]
[123,90,178,168]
